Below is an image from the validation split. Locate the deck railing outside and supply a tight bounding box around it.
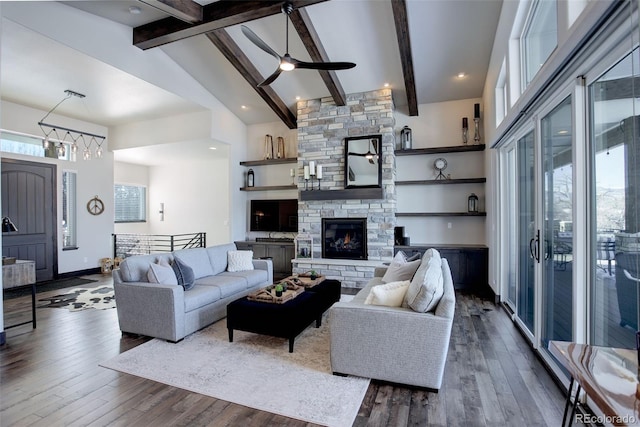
[112,232,206,259]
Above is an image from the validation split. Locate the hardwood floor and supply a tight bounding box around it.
[1,275,566,426]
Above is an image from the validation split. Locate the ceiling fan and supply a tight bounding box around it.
[241,1,356,87]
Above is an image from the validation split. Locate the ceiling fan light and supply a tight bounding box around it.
[279,61,295,71]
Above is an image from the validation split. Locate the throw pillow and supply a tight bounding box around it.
[364,280,410,307]
[403,248,444,312]
[227,250,254,272]
[172,257,195,290]
[147,261,178,286]
[381,251,421,283]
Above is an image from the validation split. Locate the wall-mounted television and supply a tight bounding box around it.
[250,199,298,232]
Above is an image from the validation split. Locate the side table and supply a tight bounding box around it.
[549,340,638,426]
[3,260,37,329]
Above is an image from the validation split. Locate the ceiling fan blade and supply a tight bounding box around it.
[294,59,356,71]
[241,25,281,60]
[257,67,283,87]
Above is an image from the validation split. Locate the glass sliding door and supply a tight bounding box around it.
[541,96,573,348]
[505,147,518,310]
[517,131,536,333]
[590,48,639,349]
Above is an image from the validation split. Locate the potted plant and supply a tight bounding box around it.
[309,270,318,280]
[274,284,284,297]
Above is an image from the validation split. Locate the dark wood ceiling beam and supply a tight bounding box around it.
[139,0,203,23]
[134,0,329,50]
[391,0,418,116]
[205,30,297,129]
[289,8,346,106]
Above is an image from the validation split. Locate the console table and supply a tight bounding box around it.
[549,341,638,426]
[3,260,37,329]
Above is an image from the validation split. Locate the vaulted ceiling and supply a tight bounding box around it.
[1,0,502,131]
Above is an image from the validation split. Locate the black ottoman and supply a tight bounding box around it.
[304,279,341,326]
[227,291,323,353]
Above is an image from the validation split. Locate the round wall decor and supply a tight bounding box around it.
[87,196,105,215]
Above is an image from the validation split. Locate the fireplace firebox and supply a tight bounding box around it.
[322,218,367,260]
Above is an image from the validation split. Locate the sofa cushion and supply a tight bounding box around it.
[147,261,178,286]
[364,280,410,307]
[173,248,214,279]
[227,250,254,272]
[403,248,444,312]
[382,252,421,283]
[207,243,237,275]
[195,275,248,299]
[183,284,222,312]
[220,270,268,288]
[119,253,173,282]
[172,257,196,290]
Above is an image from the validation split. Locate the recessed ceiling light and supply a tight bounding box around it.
[383,83,390,88]
[209,147,217,150]
[457,72,466,79]
[295,96,301,101]
[241,105,247,110]
[129,6,142,14]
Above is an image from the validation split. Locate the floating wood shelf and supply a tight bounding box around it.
[395,178,486,185]
[240,185,297,191]
[300,188,384,201]
[395,144,485,156]
[396,212,487,217]
[239,158,297,166]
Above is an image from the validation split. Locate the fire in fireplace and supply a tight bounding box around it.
[322,218,367,260]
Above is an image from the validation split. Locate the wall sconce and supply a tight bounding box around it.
[2,216,18,232]
[159,203,165,221]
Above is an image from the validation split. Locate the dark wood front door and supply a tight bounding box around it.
[2,159,57,281]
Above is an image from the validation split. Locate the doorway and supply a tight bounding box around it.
[1,159,57,281]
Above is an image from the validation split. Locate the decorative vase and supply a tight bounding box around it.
[264,135,273,160]
[276,136,285,159]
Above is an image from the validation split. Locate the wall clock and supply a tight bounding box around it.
[434,157,448,180]
[87,196,105,215]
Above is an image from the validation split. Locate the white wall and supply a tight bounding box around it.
[395,98,487,246]
[1,101,114,274]
[147,155,230,245]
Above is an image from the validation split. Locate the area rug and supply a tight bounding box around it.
[100,316,369,427]
[38,286,115,311]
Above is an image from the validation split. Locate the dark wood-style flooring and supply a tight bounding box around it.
[1,275,566,426]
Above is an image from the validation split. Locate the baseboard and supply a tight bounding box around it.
[56,267,101,280]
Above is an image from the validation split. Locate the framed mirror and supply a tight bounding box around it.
[344,134,382,188]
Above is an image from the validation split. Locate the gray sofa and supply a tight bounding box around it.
[329,258,455,390]
[113,243,273,342]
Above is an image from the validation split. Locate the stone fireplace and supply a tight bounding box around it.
[291,89,397,288]
[322,218,367,260]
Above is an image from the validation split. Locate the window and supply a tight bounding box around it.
[521,0,557,89]
[495,58,508,126]
[1,129,71,160]
[62,171,77,249]
[114,184,146,223]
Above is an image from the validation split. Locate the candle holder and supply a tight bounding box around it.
[309,174,316,190]
[473,117,481,144]
[317,177,322,190]
[462,117,469,145]
[304,178,309,191]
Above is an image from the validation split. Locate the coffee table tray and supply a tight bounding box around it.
[248,282,304,304]
[284,275,326,288]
